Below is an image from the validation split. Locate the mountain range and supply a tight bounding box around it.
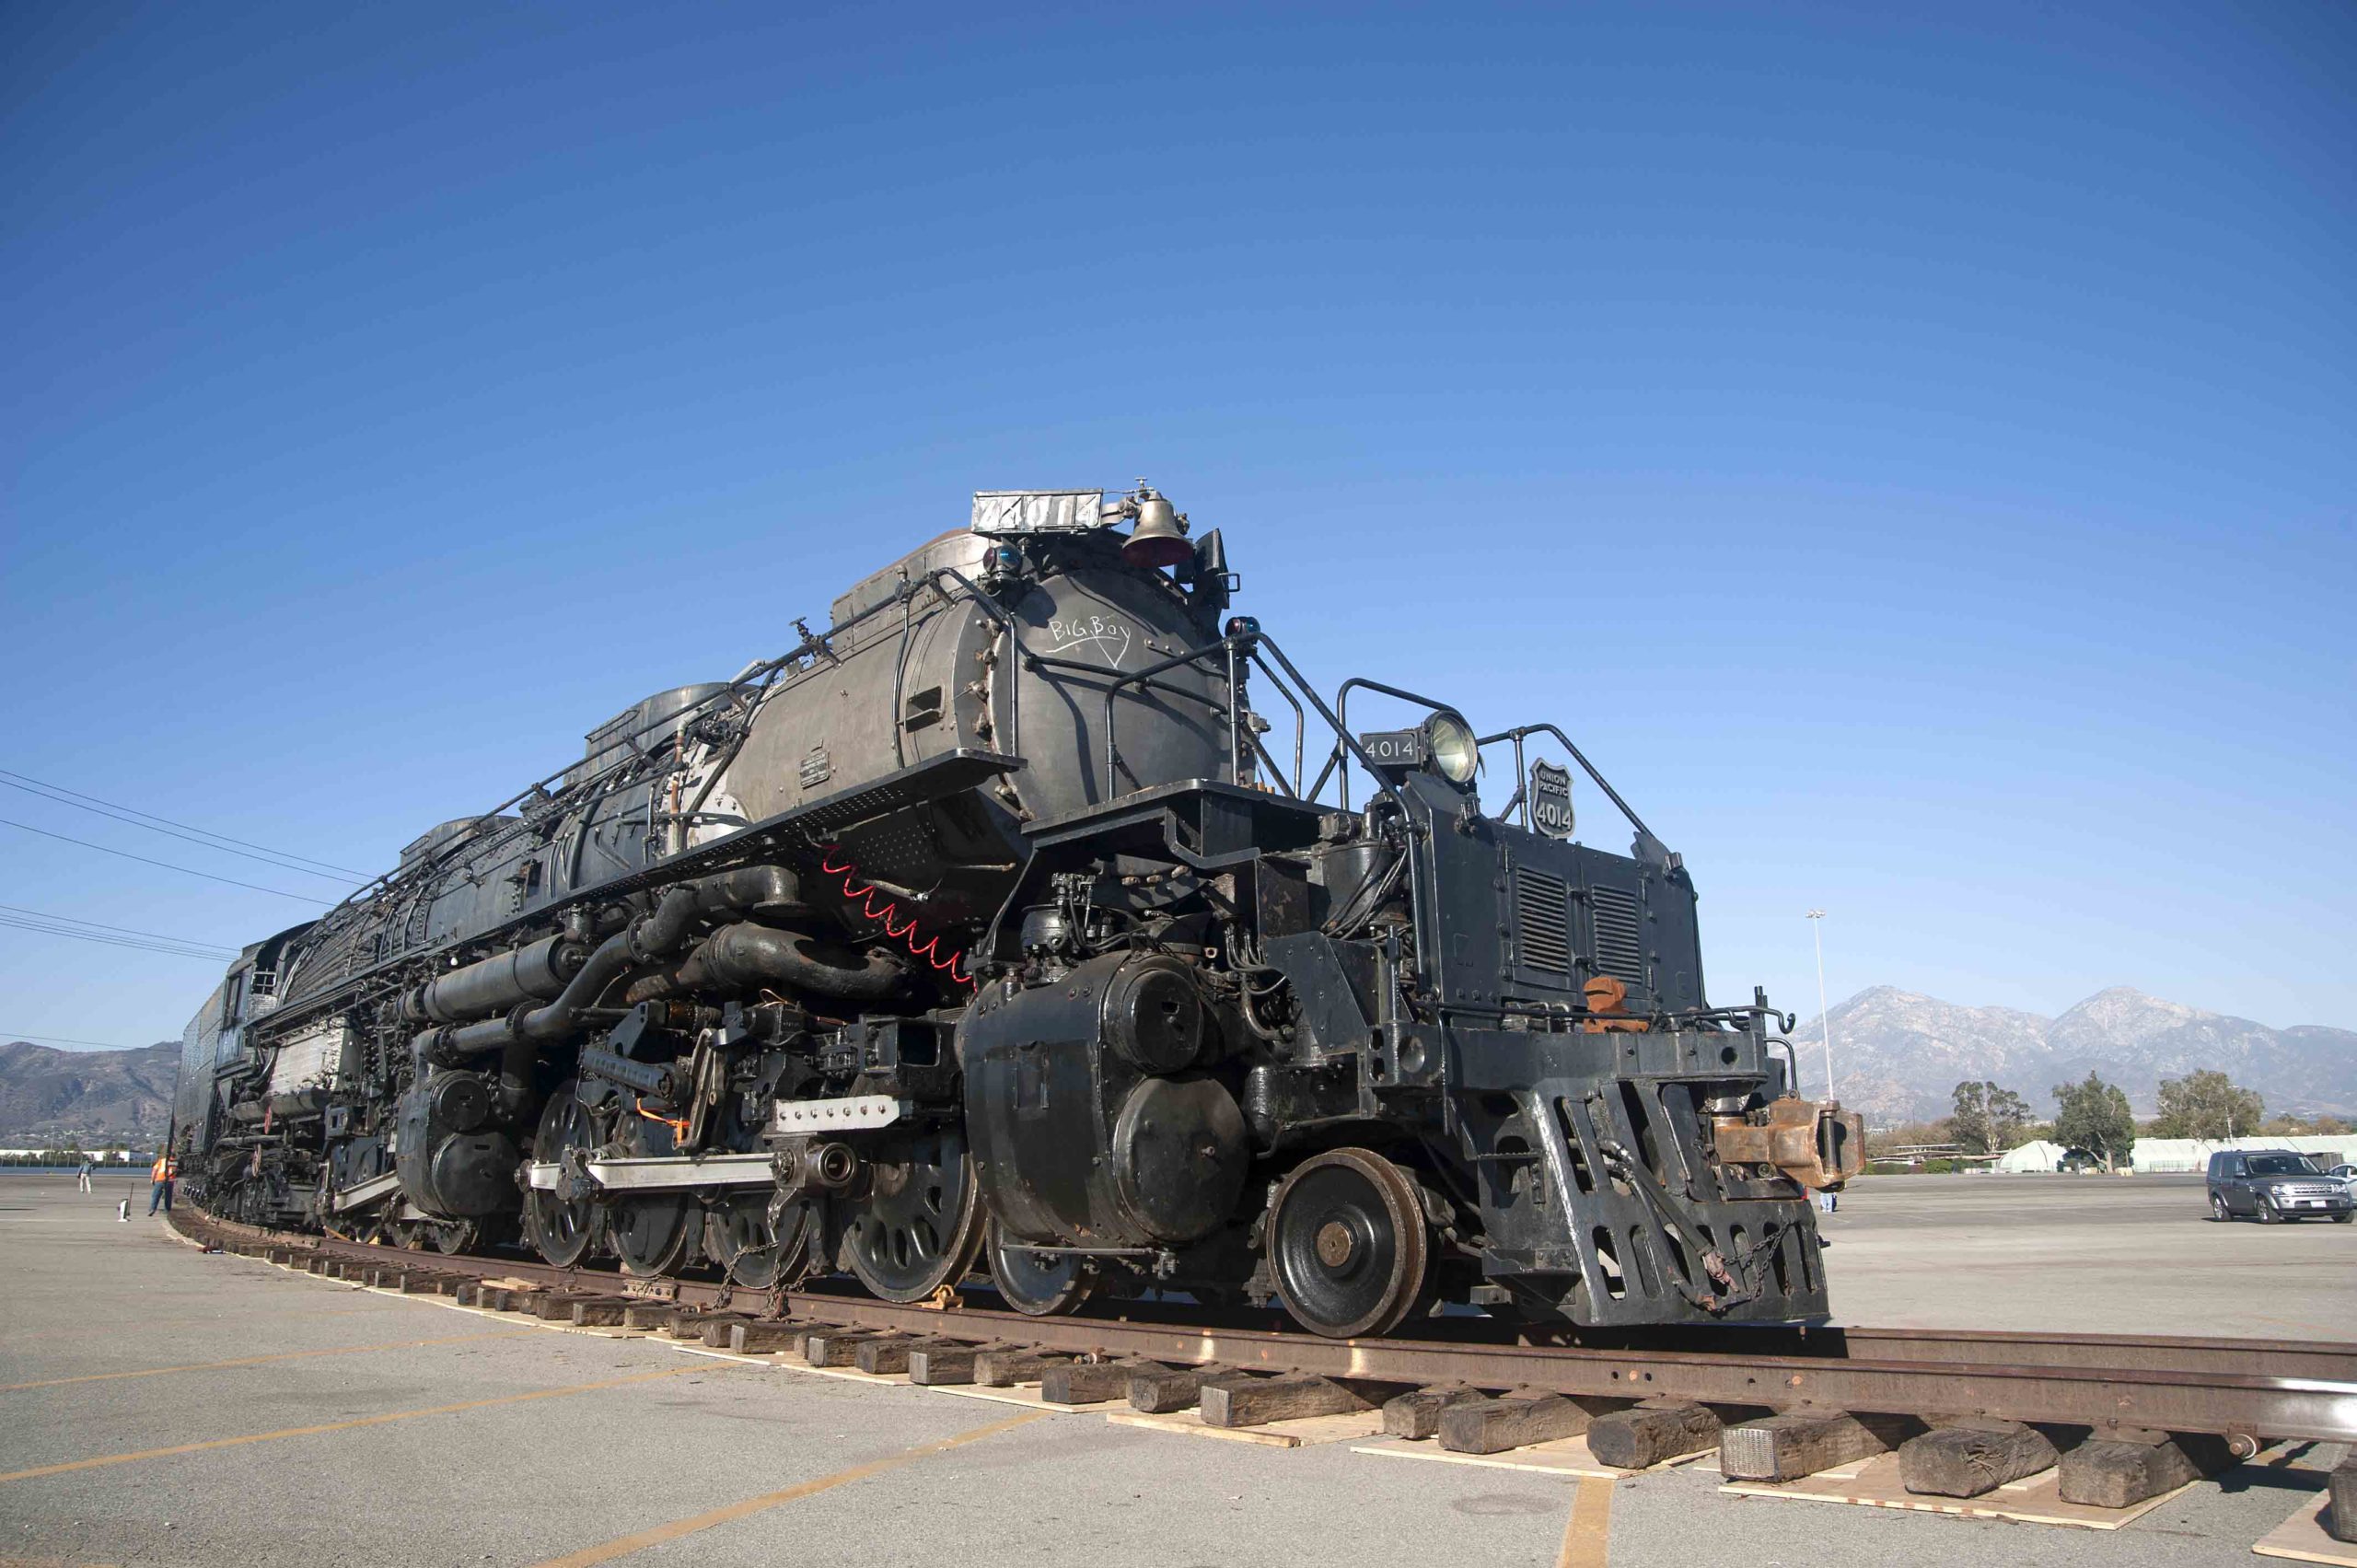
[1799,986,2357,1123]
[0,1040,179,1146]
[4,982,2351,1141]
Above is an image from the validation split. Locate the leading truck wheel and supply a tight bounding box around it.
[1267,1148,1434,1339]
[986,1220,1094,1317]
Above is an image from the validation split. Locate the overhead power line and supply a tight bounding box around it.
[0,914,238,962]
[0,770,366,881]
[0,902,241,953]
[0,1029,163,1050]
[0,819,336,905]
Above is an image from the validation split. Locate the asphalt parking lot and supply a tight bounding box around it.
[0,1173,2345,1568]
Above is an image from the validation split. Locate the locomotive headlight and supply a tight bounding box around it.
[1423,712,1478,785]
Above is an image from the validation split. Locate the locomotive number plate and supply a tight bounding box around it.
[1530,761,1574,839]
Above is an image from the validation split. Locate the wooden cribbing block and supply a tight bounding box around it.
[1383,1388,1486,1440]
[974,1347,1074,1387]
[805,1330,893,1367]
[856,1337,955,1375]
[1202,1376,1375,1429]
[1586,1401,1721,1470]
[2328,1455,2357,1545]
[2057,1430,2233,1508]
[1898,1419,2060,1498]
[621,1303,678,1330]
[528,1293,597,1320]
[1129,1366,1253,1414]
[662,1313,723,1340]
[907,1344,982,1385]
[1041,1360,1169,1405]
[1719,1412,1920,1481]
[727,1322,801,1353]
[1439,1396,1598,1456]
[571,1300,630,1327]
[698,1316,754,1347]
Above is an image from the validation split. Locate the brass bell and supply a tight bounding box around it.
[1120,487,1193,569]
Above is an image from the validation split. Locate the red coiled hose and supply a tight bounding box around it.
[818,846,975,988]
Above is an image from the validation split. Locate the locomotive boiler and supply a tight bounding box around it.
[173,483,1860,1336]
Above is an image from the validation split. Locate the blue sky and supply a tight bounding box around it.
[3,2,2351,1056]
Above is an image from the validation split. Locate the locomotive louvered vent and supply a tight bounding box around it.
[1513,867,1572,972]
[1589,885,1645,983]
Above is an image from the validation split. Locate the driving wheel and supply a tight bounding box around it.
[1267,1147,1434,1339]
[705,1192,817,1290]
[842,1123,985,1303]
[525,1082,602,1268]
[2210,1193,2229,1222]
[986,1219,1094,1316]
[609,1112,698,1276]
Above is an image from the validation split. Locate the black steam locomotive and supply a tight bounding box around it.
[173,485,1858,1336]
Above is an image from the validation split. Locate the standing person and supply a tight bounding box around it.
[146,1149,178,1215]
[77,1156,94,1193]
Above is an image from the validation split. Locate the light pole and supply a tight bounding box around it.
[1806,910,1836,1100]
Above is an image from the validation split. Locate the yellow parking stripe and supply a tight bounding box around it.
[1554,1475,1614,1568]
[0,1330,534,1391]
[526,1412,1048,1567]
[0,1365,725,1483]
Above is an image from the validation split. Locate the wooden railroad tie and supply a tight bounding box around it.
[906,1343,983,1386]
[570,1299,632,1327]
[1381,1387,1486,1441]
[1585,1400,1725,1470]
[804,1329,900,1367]
[1719,1411,1923,1482]
[1040,1359,1171,1406]
[1897,1418,2066,1499]
[1201,1375,1385,1430]
[855,1336,966,1375]
[1438,1394,1615,1456]
[2328,1454,2357,1545]
[726,1321,800,1353]
[974,1347,1075,1387]
[2057,1428,2234,1508]
[1128,1366,1255,1414]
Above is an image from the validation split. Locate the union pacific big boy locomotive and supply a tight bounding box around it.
[172,485,1860,1335]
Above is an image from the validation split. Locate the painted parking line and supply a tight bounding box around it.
[525,1411,1049,1568]
[0,1330,536,1391]
[0,1364,730,1483]
[1554,1475,1613,1568]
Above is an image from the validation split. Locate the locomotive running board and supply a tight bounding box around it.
[523,1153,777,1191]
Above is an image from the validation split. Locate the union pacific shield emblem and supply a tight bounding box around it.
[1529,761,1573,839]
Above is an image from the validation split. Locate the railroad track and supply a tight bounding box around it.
[175,1206,2357,1523]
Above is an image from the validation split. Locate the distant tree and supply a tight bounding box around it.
[2150,1070,2265,1140]
[1864,1121,1952,1158]
[2052,1074,2136,1172]
[1948,1081,2033,1156]
[2261,1113,2351,1138]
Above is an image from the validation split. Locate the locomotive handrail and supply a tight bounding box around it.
[1318,676,1461,808]
[1475,722,1661,852]
[1097,633,1260,797]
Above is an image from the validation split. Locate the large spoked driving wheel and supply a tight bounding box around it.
[986,1220,1094,1317]
[843,1124,985,1303]
[610,1110,699,1277]
[705,1192,816,1291]
[526,1082,601,1268]
[1267,1148,1434,1339]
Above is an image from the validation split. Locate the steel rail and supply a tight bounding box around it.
[177,1209,2357,1446]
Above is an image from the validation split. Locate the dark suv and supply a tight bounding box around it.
[2206,1150,2354,1223]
